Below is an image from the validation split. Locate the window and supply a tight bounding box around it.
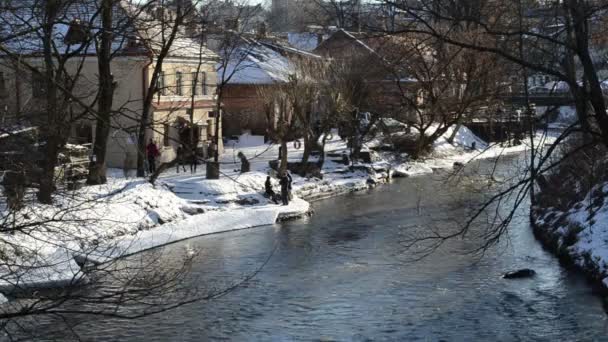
[32,72,46,98]
[176,71,183,96]
[158,72,166,96]
[191,72,207,96]
[163,123,170,147]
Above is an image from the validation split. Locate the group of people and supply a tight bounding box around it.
[146,139,293,206]
[176,144,198,174]
[265,171,292,205]
[145,139,198,175]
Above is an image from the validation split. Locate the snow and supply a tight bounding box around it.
[432,124,489,154]
[81,198,310,264]
[0,0,216,60]
[288,32,325,51]
[392,162,433,177]
[544,81,570,92]
[219,43,292,85]
[533,182,608,287]
[0,123,555,294]
[0,126,37,140]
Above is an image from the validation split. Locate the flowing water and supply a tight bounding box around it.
[25,156,608,340]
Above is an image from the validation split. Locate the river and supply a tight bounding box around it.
[24,156,608,340]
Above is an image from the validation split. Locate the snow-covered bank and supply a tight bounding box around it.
[532,183,608,291]
[0,125,554,293]
[81,198,310,264]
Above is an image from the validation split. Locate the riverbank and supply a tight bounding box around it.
[531,183,608,294]
[0,126,550,293]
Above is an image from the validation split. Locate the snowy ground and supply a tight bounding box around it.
[533,183,608,289]
[0,125,556,293]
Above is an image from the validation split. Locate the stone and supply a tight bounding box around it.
[503,268,536,279]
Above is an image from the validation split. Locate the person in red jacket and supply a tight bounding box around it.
[146,139,160,174]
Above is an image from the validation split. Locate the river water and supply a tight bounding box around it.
[35,156,608,340]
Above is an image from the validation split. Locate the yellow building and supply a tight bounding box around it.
[0,1,220,169]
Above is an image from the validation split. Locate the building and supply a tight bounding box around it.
[0,0,220,169]
[207,31,318,137]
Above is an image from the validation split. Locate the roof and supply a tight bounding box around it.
[287,32,325,52]
[217,36,320,85]
[218,42,292,85]
[313,29,378,56]
[0,0,217,60]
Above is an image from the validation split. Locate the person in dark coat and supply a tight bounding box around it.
[238,151,250,173]
[176,145,186,173]
[279,172,290,205]
[286,171,293,200]
[189,151,198,174]
[146,139,160,174]
[265,176,279,204]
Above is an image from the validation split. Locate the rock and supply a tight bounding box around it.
[453,162,464,169]
[503,268,536,279]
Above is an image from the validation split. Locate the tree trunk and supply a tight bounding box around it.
[447,120,462,144]
[136,12,184,177]
[569,1,608,145]
[87,0,114,185]
[149,157,179,184]
[301,130,312,165]
[280,140,288,173]
[213,88,223,163]
[37,2,60,204]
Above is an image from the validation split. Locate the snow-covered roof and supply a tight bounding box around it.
[0,126,37,140]
[217,42,292,85]
[0,0,216,60]
[287,32,325,52]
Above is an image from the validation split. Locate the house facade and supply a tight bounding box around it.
[213,35,317,137]
[0,0,220,169]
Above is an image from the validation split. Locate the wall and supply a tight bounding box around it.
[0,55,220,169]
[222,84,269,137]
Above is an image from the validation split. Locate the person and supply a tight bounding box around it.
[189,151,198,174]
[265,176,279,204]
[176,145,186,173]
[123,152,133,178]
[146,139,160,174]
[286,170,293,200]
[279,172,290,205]
[238,151,250,173]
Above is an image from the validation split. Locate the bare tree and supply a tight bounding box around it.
[87,0,117,185]
[370,0,608,251]
[384,33,508,158]
[257,83,297,173]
